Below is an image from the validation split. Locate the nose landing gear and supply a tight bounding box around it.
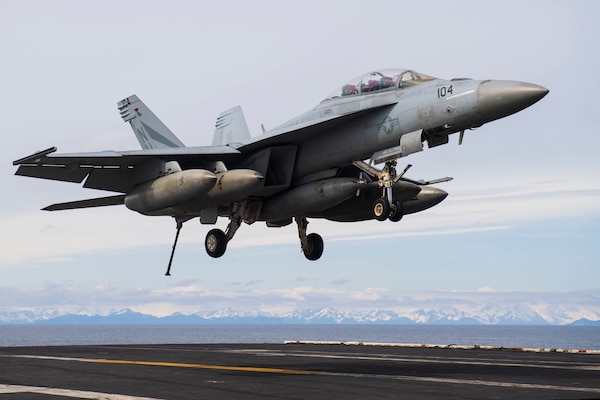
[354,160,411,222]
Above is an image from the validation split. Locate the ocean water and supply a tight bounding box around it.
[0,325,599,349]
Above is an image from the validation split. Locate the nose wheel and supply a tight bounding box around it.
[365,160,410,222]
[372,198,390,221]
[372,198,404,222]
[388,200,404,222]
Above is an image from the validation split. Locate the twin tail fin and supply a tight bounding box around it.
[118,95,252,150]
[118,95,185,149]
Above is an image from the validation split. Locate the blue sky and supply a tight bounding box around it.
[2,0,599,316]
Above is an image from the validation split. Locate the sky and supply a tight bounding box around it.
[1,0,599,317]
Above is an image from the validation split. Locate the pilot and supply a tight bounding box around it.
[379,76,395,89]
[362,80,380,92]
[341,84,358,96]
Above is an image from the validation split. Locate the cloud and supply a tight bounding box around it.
[155,284,207,297]
[351,288,387,301]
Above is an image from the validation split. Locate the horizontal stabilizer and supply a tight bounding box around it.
[43,195,125,211]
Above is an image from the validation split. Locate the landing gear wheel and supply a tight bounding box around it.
[388,200,404,222]
[304,233,324,261]
[373,198,390,221]
[205,229,227,258]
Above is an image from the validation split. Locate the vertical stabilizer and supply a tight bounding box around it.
[118,95,185,149]
[212,106,251,147]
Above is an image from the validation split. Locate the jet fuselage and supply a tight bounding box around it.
[13,68,548,266]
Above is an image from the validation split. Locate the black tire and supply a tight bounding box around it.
[205,229,227,258]
[373,198,390,221]
[388,200,404,222]
[304,233,324,261]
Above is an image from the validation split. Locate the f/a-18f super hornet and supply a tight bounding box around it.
[14,68,548,274]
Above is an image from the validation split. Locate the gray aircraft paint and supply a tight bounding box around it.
[13,68,548,267]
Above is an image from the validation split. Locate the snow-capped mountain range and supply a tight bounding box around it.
[1,305,598,325]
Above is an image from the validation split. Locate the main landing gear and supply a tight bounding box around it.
[165,208,245,275]
[204,228,227,258]
[165,213,325,276]
[204,214,241,259]
[205,216,325,262]
[200,215,324,265]
[296,216,323,261]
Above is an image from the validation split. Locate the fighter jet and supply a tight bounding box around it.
[13,68,548,274]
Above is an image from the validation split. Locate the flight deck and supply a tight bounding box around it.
[1,343,599,399]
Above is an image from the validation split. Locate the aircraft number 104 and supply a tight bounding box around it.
[437,85,453,98]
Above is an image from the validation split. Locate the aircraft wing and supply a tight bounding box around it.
[13,145,241,193]
[14,101,396,194]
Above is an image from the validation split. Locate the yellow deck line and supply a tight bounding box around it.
[87,358,314,375]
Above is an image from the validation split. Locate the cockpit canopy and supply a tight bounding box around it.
[322,68,436,102]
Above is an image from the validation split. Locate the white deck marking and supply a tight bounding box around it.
[0,384,164,399]
[230,349,600,371]
[317,372,600,394]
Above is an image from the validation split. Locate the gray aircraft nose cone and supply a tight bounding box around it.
[477,80,549,122]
